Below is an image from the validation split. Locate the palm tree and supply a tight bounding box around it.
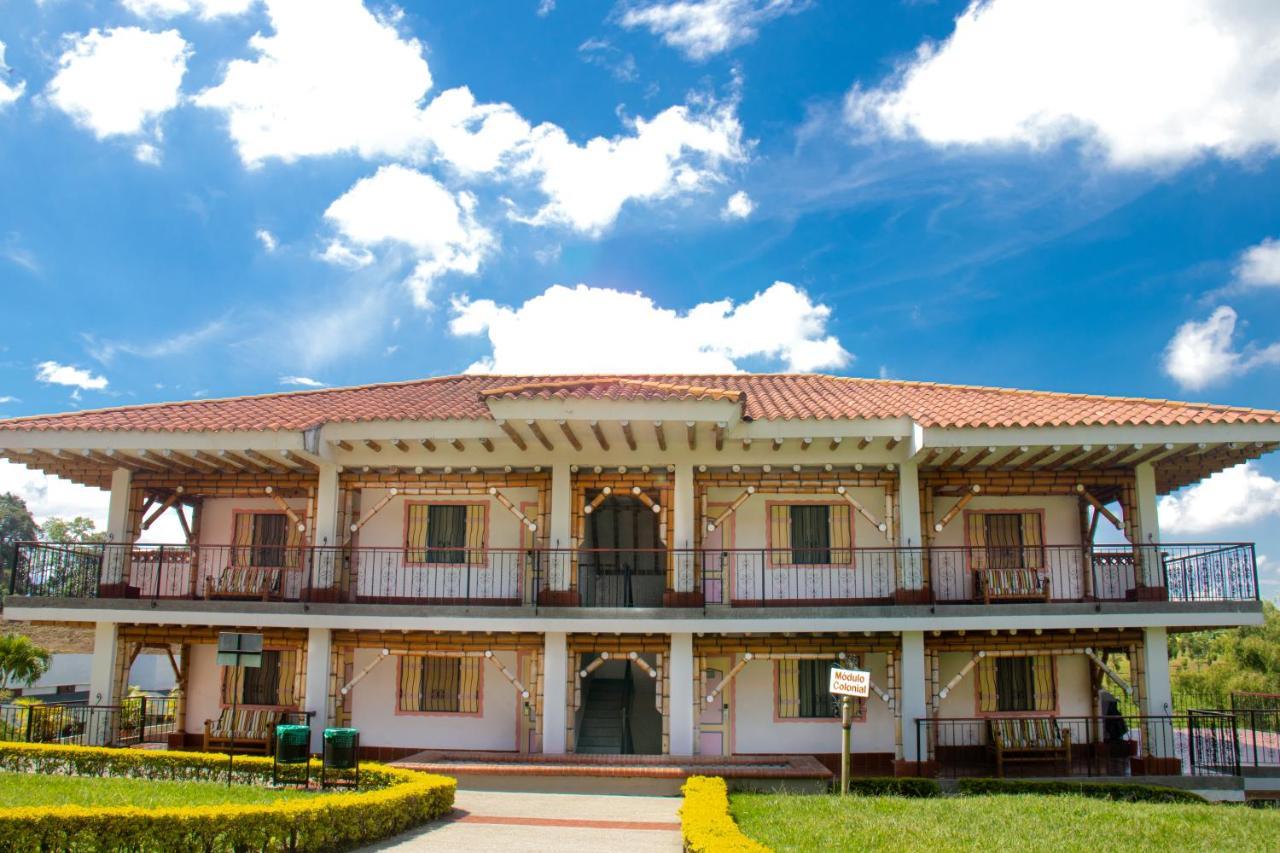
[0,634,52,698]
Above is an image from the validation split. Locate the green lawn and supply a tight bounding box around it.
[730,792,1280,853]
[0,771,318,808]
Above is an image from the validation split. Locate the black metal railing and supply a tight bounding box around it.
[916,714,1240,779]
[8,541,1258,609]
[0,695,177,747]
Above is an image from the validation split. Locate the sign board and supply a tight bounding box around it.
[828,667,870,698]
[216,632,264,668]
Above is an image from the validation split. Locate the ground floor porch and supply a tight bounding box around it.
[44,621,1275,781]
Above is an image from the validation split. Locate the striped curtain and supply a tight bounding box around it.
[1020,512,1044,570]
[776,658,801,717]
[967,513,988,571]
[222,648,296,707]
[776,658,862,718]
[977,655,1056,713]
[830,504,852,563]
[232,514,255,568]
[984,514,1023,570]
[406,504,487,565]
[770,505,792,566]
[398,656,482,713]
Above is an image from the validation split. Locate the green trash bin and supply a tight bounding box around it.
[273,724,311,786]
[321,727,359,788]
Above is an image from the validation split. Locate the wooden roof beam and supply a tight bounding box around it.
[334,440,354,452]
[965,447,997,468]
[496,421,527,451]
[558,420,582,451]
[621,421,638,451]
[391,439,409,453]
[1016,446,1060,470]
[988,446,1028,469]
[525,420,554,451]
[419,438,436,452]
[1125,443,1176,467]
[885,436,903,451]
[1051,445,1091,470]
[590,421,610,451]
[449,438,466,452]
[771,437,783,452]
[653,421,667,451]
[829,437,843,452]
[857,437,873,450]
[479,437,495,453]
[685,421,697,451]
[715,423,727,452]
[363,440,382,453]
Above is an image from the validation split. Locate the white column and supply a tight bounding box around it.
[668,632,694,755]
[899,631,928,762]
[88,621,119,706]
[1141,627,1173,716]
[673,463,695,592]
[313,463,341,590]
[106,467,133,543]
[549,463,572,591]
[897,460,923,589]
[542,632,568,753]
[304,627,332,753]
[1134,462,1163,587]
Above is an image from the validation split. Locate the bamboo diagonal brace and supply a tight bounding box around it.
[583,487,612,515]
[708,488,755,532]
[345,488,398,542]
[490,487,537,531]
[264,486,305,532]
[869,680,894,710]
[1076,485,1126,535]
[340,648,391,695]
[627,651,658,678]
[629,486,662,514]
[836,486,889,534]
[706,654,753,703]
[932,485,981,533]
[937,651,984,701]
[142,490,183,530]
[1085,648,1134,698]
[483,651,530,698]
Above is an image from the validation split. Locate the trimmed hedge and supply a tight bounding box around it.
[0,741,456,852]
[956,778,1207,804]
[840,777,940,798]
[681,776,769,853]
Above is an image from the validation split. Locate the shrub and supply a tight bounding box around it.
[681,776,769,853]
[841,776,940,798]
[956,777,1207,804]
[0,741,455,852]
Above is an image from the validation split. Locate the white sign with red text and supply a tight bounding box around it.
[828,667,870,698]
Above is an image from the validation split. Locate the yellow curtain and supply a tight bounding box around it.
[459,658,481,713]
[466,504,486,566]
[968,513,988,571]
[1021,513,1044,570]
[776,659,800,718]
[232,514,254,568]
[398,656,422,711]
[771,505,792,566]
[276,649,298,707]
[405,504,430,563]
[976,657,998,712]
[1032,656,1056,712]
[284,519,302,569]
[830,504,852,563]
[399,655,482,712]
[221,665,241,705]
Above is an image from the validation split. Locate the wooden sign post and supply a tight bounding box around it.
[829,667,871,796]
[217,632,263,787]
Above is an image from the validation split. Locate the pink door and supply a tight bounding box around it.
[700,656,732,755]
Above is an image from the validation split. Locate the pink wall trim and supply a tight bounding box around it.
[218,645,300,712]
[960,506,1048,574]
[401,498,491,568]
[764,499,855,569]
[393,654,485,719]
[971,653,1061,717]
[770,657,868,724]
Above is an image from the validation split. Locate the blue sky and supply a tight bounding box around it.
[0,0,1279,595]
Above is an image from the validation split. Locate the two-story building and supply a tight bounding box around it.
[1,374,1272,779]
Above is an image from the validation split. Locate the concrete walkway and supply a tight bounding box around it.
[360,790,682,852]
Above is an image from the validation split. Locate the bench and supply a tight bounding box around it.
[204,566,283,601]
[978,568,1050,604]
[988,717,1071,777]
[203,707,278,755]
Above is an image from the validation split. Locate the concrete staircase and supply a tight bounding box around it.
[576,678,628,754]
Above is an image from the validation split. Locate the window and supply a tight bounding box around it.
[405,503,486,564]
[398,656,482,714]
[232,512,300,568]
[977,655,1056,713]
[776,659,865,720]
[770,504,852,566]
[221,649,298,708]
[967,512,1044,571]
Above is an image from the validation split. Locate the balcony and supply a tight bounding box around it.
[5,541,1259,610]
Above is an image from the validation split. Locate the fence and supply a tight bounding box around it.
[0,695,177,747]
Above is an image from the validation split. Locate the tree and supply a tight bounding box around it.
[39,516,106,544]
[1169,601,1280,706]
[0,494,38,596]
[0,634,52,698]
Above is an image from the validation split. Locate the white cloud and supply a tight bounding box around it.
[0,396,18,405]
[0,460,185,543]
[46,27,189,145]
[537,0,556,16]
[122,0,256,19]
[417,87,533,176]
[279,375,324,387]
[319,240,373,269]
[84,318,228,364]
[846,0,1280,168]
[513,101,746,234]
[35,361,108,390]
[450,280,850,373]
[195,0,433,165]
[256,228,278,252]
[1163,306,1280,391]
[1160,462,1280,535]
[0,41,26,108]
[619,0,810,60]
[721,189,754,219]
[323,164,493,307]
[1235,237,1280,289]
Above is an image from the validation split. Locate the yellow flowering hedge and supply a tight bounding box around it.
[0,741,455,852]
[680,776,769,853]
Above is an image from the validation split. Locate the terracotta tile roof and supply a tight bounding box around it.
[0,373,1277,434]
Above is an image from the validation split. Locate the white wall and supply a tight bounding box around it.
[198,497,309,545]
[185,644,221,732]
[935,651,1093,718]
[731,652,896,755]
[356,488,538,550]
[347,648,522,751]
[929,495,1080,548]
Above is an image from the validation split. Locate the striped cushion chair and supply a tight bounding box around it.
[988,717,1071,777]
[204,566,278,601]
[203,707,277,754]
[980,568,1051,604]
